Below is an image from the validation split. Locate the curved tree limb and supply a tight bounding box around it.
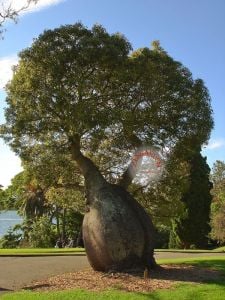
[0,0,39,36]
[118,133,143,189]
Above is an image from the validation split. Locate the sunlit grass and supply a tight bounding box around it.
[213,246,225,252]
[0,247,85,255]
[157,256,225,271]
[155,249,221,253]
[1,247,224,256]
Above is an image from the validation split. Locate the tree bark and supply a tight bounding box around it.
[118,154,143,189]
[70,137,156,272]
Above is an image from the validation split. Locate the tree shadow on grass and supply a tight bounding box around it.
[186,258,225,272]
[150,263,225,284]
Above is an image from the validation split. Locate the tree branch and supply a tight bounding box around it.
[0,1,39,36]
[118,133,143,189]
[53,182,85,192]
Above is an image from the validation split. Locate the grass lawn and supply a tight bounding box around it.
[155,248,223,253]
[157,256,225,269]
[2,283,225,300]
[1,247,224,256]
[0,248,85,256]
[214,246,225,252]
[2,256,225,300]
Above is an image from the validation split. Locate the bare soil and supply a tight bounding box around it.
[25,265,223,293]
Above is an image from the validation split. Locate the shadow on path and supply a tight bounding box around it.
[0,287,13,292]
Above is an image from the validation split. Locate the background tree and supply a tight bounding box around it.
[0,23,213,270]
[0,154,85,247]
[21,145,85,241]
[0,184,4,209]
[134,155,190,226]
[132,152,190,248]
[0,227,22,248]
[0,0,39,37]
[210,160,225,245]
[27,215,56,248]
[169,151,212,249]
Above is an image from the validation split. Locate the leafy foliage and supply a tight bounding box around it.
[1,165,84,247]
[27,216,56,248]
[1,23,213,183]
[0,185,5,209]
[134,154,190,226]
[170,152,212,249]
[210,160,225,244]
[0,172,29,210]
[0,227,22,248]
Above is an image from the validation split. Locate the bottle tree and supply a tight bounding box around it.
[0,23,213,271]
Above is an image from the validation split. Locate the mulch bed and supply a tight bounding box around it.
[24,265,223,293]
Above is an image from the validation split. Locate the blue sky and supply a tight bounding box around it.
[0,0,224,187]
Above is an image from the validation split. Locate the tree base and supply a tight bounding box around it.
[83,183,156,272]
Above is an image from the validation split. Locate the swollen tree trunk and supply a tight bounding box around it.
[70,138,156,272]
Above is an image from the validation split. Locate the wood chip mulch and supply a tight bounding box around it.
[24,265,223,293]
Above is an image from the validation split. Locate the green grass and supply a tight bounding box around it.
[213,246,225,252]
[155,249,222,253]
[1,247,224,256]
[0,247,85,256]
[157,256,225,269]
[2,257,225,300]
[2,283,225,300]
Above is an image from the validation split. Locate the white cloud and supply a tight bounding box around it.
[1,0,65,16]
[205,139,225,150]
[0,55,18,90]
[0,141,23,188]
[0,0,66,89]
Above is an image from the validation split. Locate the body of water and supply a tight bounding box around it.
[0,211,23,237]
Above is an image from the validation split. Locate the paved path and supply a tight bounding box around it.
[0,252,224,294]
[0,255,88,293]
